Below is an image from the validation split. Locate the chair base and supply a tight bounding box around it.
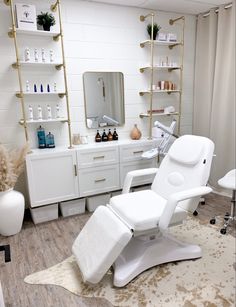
[113,232,202,287]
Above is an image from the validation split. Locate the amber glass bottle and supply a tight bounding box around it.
[108,129,113,141]
[102,129,108,142]
[112,128,118,140]
[95,130,102,142]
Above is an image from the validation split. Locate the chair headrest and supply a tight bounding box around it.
[168,135,205,165]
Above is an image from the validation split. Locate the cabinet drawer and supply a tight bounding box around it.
[79,164,120,196]
[77,146,119,168]
[120,159,157,187]
[120,142,156,163]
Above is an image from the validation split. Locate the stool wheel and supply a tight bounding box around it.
[220,228,227,235]
[224,212,230,221]
[210,218,216,225]
[193,210,198,216]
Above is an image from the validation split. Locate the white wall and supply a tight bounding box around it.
[0,0,196,199]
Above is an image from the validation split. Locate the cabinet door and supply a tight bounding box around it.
[26,150,79,207]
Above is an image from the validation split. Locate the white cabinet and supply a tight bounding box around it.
[26,149,79,207]
[25,139,159,211]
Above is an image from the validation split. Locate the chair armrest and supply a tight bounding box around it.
[122,168,159,194]
[159,186,212,232]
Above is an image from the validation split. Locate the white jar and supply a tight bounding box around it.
[0,189,25,236]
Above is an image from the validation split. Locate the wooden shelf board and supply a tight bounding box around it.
[139,90,181,95]
[139,112,179,118]
[140,40,182,47]
[13,28,60,37]
[21,118,68,124]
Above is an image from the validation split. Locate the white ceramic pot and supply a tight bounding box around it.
[0,189,25,236]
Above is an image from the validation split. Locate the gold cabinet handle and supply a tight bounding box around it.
[94,178,106,183]
[74,165,77,176]
[133,150,144,154]
[93,155,105,159]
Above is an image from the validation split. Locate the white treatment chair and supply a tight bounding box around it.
[72,135,215,287]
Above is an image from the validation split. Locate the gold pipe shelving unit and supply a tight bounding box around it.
[139,13,185,138]
[4,0,73,148]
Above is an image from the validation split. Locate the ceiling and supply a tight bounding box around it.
[81,0,230,14]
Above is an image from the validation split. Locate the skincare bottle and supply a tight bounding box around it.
[41,48,46,62]
[34,84,37,92]
[28,105,33,121]
[34,48,39,62]
[56,104,60,118]
[40,84,44,92]
[95,130,102,142]
[101,129,108,142]
[107,129,113,141]
[49,49,54,62]
[47,84,50,92]
[47,105,52,119]
[24,47,30,62]
[26,80,30,92]
[113,128,118,140]
[37,105,43,120]
[37,126,46,149]
[46,132,55,148]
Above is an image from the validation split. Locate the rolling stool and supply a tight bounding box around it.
[210,169,236,234]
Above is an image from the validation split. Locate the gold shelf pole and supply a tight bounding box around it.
[8,0,29,142]
[55,0,73,149]
[148,13,155,139]
[140,12,155,139]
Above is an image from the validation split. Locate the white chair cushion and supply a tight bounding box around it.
[72,206,132,284]
[168,135,204,165]
[218,169,236,190]
[109,190,187,232]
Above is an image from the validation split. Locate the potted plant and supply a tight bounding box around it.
[37,11,56,31]
[147,23,161,40]
[0,143,29,236]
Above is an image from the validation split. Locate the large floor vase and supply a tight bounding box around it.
[0,189,25,236]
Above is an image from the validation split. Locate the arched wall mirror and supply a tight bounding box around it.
[83,71,125,129]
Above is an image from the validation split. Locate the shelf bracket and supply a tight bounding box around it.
[140,13,154,22]
[16,92,23,98]
[169,42,183,50]
[19,119,25,126]
[51,1,59,12]
[12,62,20,69]
[58,93,66,98]
[4,0,10,6]
[169,16,185,25]
[8,29,14,38]
[55,64,63,70]
[53,33,61,41]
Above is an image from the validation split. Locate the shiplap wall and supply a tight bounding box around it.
[0,0,196,199]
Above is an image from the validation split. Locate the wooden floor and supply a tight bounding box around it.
[0,192,235,307]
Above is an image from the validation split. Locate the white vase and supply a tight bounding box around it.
[0,189,25,236]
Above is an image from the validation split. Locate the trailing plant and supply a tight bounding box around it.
[147,23,161,40]
[37,12,56,30]
[0,143,29,192]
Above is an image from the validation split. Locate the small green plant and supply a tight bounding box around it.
[37,12,56,31]
[147,23,161,40]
